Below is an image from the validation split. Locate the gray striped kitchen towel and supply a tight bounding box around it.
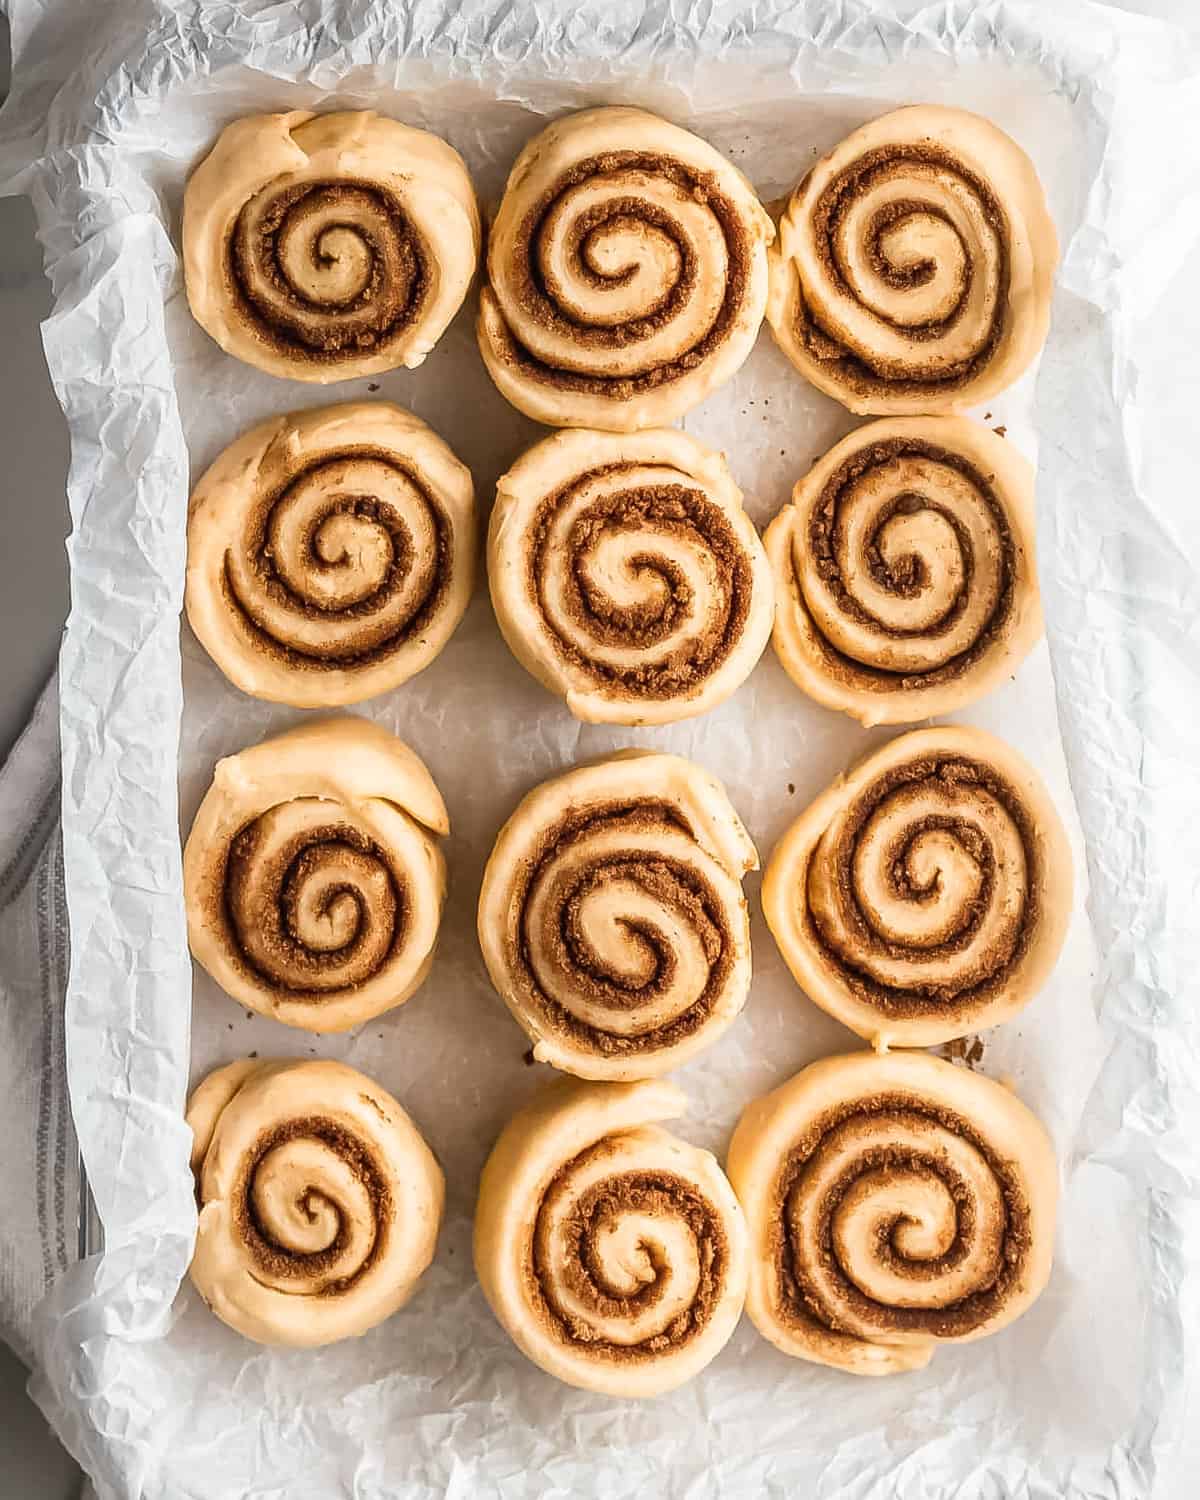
[0,674,79,1368]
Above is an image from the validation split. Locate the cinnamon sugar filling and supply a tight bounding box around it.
[227,180,430,366]
[220,448,453,671]
[767,1095,1033,1341]
[218,815,409,999]
[804,755,1039,1018]
[794,145,1011,397]
[527,467,753,698]
[495,151,753,395]
[800,438,1016,694]
[509,800,733,1055]
[529,1146,728,1360]
[232,1115,390,1292]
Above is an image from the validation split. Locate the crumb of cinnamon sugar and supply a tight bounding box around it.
[939,1036,985,1069]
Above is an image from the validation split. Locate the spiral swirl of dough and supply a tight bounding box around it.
[475,1076,748,1396]
[765,417,1040,725]
[183,111,480,382]
[478,752,756,1080]
[727,1050,1057,1375]
[186,402,475,708]
[489,427,774,724]
[766,106,1057,413]
[478,107,773,431]
[184,718,448,1033]
[762,726,1072,1048]
[187,1058,443,1347]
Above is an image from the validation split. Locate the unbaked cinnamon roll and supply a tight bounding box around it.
[186,401,475,708]
[727,1050,1057,1375]
[763,725,1072,1048]
[187,1058,443,1346]
[184,111,480,382]
[767,106,1057,413]
[184,718,447,1032]
[477,752,756,1079]
[489,427,774,724]
[765,416,1040,724]
[478,107,773,430]
[475,1076,748,1395]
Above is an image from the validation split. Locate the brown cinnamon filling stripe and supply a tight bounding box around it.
[220,448,453,671]
[509,799,731,1056]
[226,180,430,367]
[803,755,1039,1020]
[770,1094,1032,1340]
[530,1147,728,1359]
[794,144,1011,398]
[231,1115,390,1292]
[800,438,1016,694]
[527,467,753,699]
[218,814,409,1000]
[492,151,753,397]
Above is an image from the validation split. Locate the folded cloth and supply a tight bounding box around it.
[0,674,79,1368]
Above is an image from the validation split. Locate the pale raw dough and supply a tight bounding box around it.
[183,717,448,1032]
[184,111,480,382]
[478,106,773,430]
[186,400,475,708]
[766,105,1058,414]
[765,416,1041,725]
[489,426,775,725]
[474,1075,748,1396]
[762,724,1073,1048]
[187,1058,443,1347]
[477,751,757,1080]
[726,1050,1058,1375]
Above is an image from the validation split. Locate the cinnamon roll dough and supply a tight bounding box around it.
[489,427,774,724]
[475,1075,748,1396]
[767,105,1058,413]
[763,725,1072,1048]
[477,751,757,1080]
[727,1050,1057,1375]
[184,717,447,1032]
[186,401,475,708]
[188,1058,443,1346]
[765,416,1040,724]
[184,111,480,382]
[478,107,773,430]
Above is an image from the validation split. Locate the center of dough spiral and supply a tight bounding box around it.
[803,438,1014,681]
[230,180,428,358]
[225,449,451,669]
[531,466,752,694]
[775,1097,1030,1342]
[806,756,1036,1011]
[519,803,734,1050]
[801,146,1008,385]
[507,153,752,389]
[225,799,407,994]
[534,1140,729,1355]
[236,1115,390,1293]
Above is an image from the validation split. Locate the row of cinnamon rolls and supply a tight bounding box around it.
[188,1052,1057,1391]
[183,104,1057,423]
[185,721,1071,1056]
[188,405,1042,727]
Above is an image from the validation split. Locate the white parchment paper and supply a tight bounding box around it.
[2,3,1200,1497]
